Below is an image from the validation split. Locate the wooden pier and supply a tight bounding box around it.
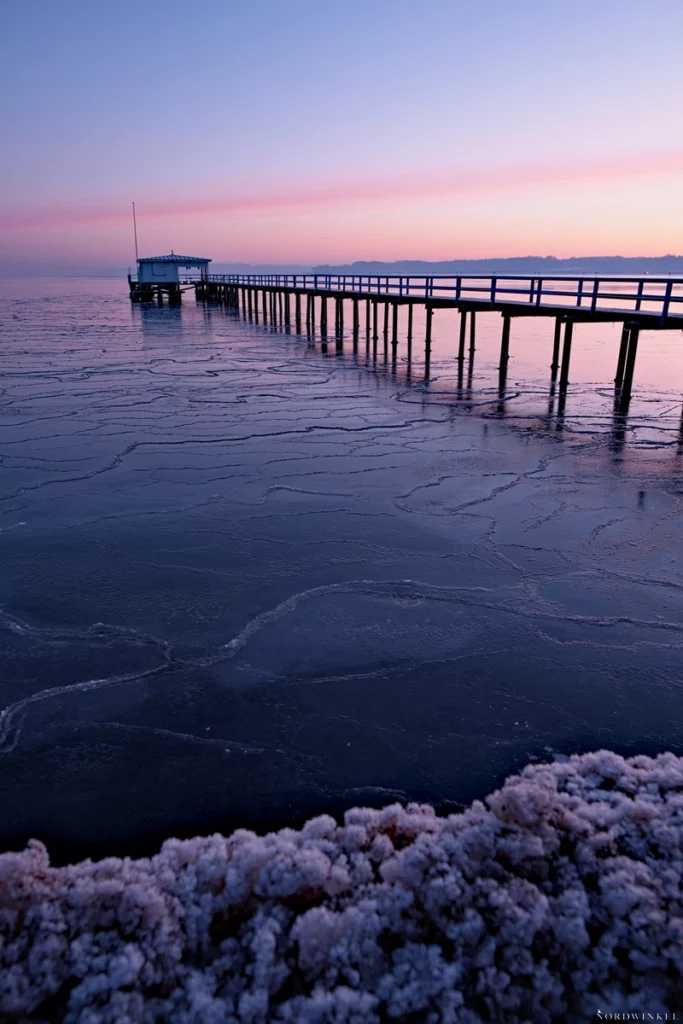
[184,273,683,412]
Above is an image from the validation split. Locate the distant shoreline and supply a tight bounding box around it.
[313,255,683,275]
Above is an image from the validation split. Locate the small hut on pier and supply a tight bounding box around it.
[128,253,211,303]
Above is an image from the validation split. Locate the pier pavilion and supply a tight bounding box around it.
[128,254,210,304]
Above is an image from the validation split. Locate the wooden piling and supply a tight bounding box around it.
[615,323,630,388]
[458,310,467,362]
[469,310,476,355]
[407,304,413,361]
[321,296,327,336]
[620,326,640,406]
[551,317,562,378]
[392,302,398,351]
[372,301,378,357]
[295,293,301,333]
[499,316,511,376]
[425,304,433,376]
[559,319,574,389]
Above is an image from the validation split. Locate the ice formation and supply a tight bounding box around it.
[2,750,683,1022]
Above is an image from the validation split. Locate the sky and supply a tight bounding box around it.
[1,0,683,272]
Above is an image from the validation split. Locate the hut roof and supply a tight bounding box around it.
[137,254,211,266]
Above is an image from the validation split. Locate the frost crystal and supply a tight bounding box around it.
[2,750,683,1022]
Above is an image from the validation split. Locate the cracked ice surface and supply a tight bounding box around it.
[2,278,683,862]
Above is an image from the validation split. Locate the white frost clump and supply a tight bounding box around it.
[2,750,683,1023]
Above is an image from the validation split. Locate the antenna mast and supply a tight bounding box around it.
[132,202,139,262]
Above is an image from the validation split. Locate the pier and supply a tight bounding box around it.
[128,265,683,411]
[187,272,683,412]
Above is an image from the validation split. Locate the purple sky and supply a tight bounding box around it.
[2,0,682,272]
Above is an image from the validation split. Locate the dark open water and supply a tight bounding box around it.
[3,277,683,863]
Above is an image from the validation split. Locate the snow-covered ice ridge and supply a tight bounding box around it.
[2,749,683,1023]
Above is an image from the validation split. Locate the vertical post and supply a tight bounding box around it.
[392,302,398,350]
[295,293,301,333]
[353,299,359,342]
[262,289,267,322]
[458,309,467,362]
[372,300,378,357]
[499,316,511,377]
[550,317,562,378]
[407,303,413,361]
[321,296,327,337]
[311,295,316,334]
[559,319,574,389]
[615,323,630,388]
[365,298,370,343]
[619,326,640,407]
[661,280,673,325]
[383,301,389,358]
[425,304,433,377]
[469,310,476,355]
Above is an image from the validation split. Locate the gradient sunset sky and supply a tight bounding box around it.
[2,0,682,272]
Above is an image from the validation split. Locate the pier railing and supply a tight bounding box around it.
[182,273,683,324]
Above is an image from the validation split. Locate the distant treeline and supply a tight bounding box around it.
[313,256,683,276]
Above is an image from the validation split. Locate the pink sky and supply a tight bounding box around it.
[3,1,683,271]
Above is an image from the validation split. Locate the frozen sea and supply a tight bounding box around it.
[2,276,683,863]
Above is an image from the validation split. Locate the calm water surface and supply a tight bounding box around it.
[2,277,683,862]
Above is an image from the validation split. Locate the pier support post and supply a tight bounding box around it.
[458,310,467,362]
[469,310,476,355]
[383,302,389,358]
[615,323,630,388]
[254,290,259,323]
[619,326,640,409]
[365,299,371,346]
[392,302,398,353]
[425,304,433,377]
[559,319,574,390]
[407,303,413,361]
[372,301,378,358]
[353,298,359,350]
[321,297,328,337]
[551,317,562,379]
[295,293,301,333]
[499,315,511,380]
[284,292,291,329]
[262,290,267,323]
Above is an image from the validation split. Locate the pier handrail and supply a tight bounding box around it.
[181,273,683,322]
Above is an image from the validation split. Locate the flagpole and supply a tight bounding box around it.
[132,202,139,262]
